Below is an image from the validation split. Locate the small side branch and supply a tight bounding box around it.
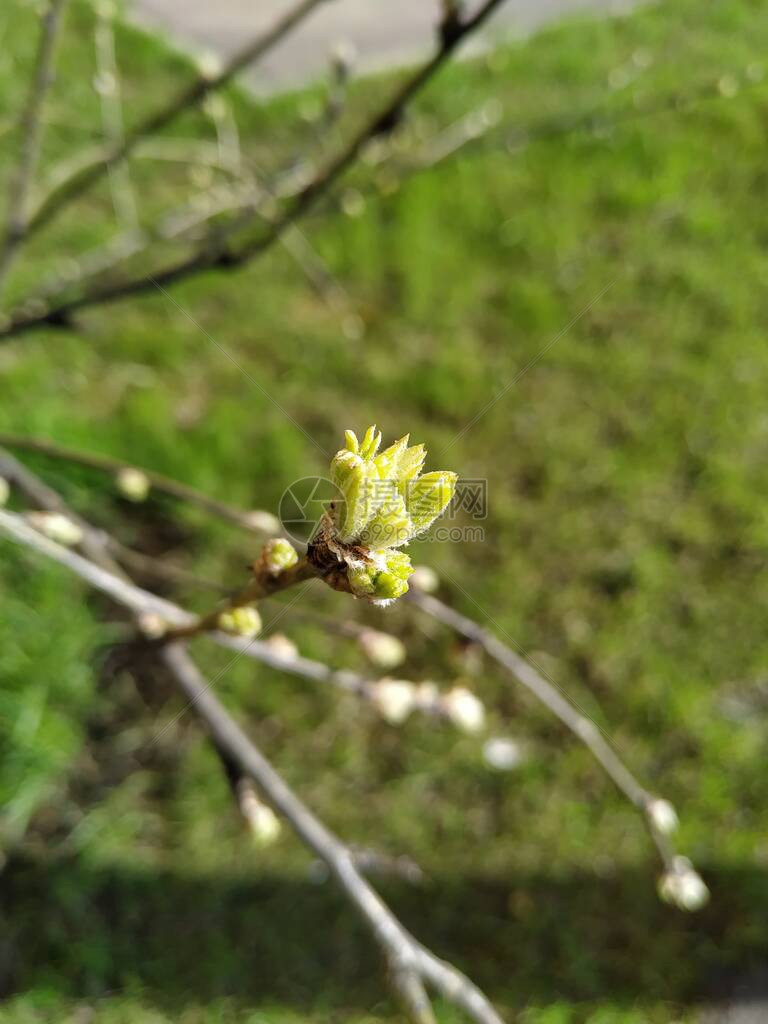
[160,642,505,1024]
[23,0,327,241]
[409,588,677,868]
[0,433,279,533]
[0,0,511,340]
[0,502,504,1022]
[0,0,68,296]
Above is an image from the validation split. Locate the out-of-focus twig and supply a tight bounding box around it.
[0,433,281,534]
[0,0,68,297]
[93,3,138,230]
[21,0,328,242]
[409,586,677,869]
[159,643,504,1024]
[0,0,511,339]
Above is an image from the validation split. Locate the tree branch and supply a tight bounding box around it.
[159,641,505,1023]
[0,504,502,1021]
[20,0,327,244]
[408,587,677,868]
[0,433,280,533]
[0,506,454,721]
[0,0,68,297]
[0,0,510,340]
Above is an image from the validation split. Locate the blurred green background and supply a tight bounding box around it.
[1,0,767,1020]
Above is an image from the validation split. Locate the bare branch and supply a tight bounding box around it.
[0,0,68,296]
[0,505,186,621]
[0,0,510,340]
[0,433,280,534]
[409,587,677,868]
[93,3,138,230]
[0,503,503,1021]
[159,642,505,1024]
[22,0,328,242]
[0,504,456,722]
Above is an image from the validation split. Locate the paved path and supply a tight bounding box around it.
[129,0,635,93]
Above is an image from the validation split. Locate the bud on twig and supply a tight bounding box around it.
[260,537,299,576]
[442,686,486,733]
[217,605,262,638]
[358,628,406,670]
[647,797,679,835]
[310,425,457,606]
[371,679,417,724]
[410,565,439,593]
[242,510,282,534]
[115,466,150,502]
[658,856,709,911]
[237,779,281,846]
[26,511,83,546]
[263,632,299,660]
[0,477,9,506]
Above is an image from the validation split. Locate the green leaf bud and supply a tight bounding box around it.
[262,537,299,576]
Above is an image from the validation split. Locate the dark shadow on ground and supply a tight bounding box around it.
[1,855,766,1017]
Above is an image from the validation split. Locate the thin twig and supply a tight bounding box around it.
[0,0,68,297]
[93,4,138,230]
[162,555,318,640]
[0,0,510,339]
[0,433,280,533]
[409,587,677,868]
[0,505,451,720]
[22,0,327,241]
[160,643,504,1023]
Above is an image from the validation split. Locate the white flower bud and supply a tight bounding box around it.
[443,686,485,734]
[483,736,523,771]
[264,632,298,660]
[137,612,168,639]
[27,511,83,547]
[414,680,439,709]
[647,798,679,835]
[658,857,709,912]
[116,467,150,502]
[243,510,282,534]
[410,565,439,593]
[371,679,416,725]
[197,51,222,80]
[358,629,406,670]
[239,783,281,846]
[341,189,365,218]
[0,477,9,506]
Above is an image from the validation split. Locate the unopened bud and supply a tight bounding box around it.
[243,509,282,534]
[262,538,298,576]
[217,605,262,638]
[264,632,298,660]
[116,466,150,502]
[238,781,281,845]
[0,477,9,506]
[27,511,83,547]
[197,51,222,80]
[658,857,709,911]
[483,736,523,771]
[371,679,416,724]
[443,686,485,733]
[414,680,440,710]
[358,629,406,670]
[410,565,439,593]
[137,612,168,639]
[647,798,679,835]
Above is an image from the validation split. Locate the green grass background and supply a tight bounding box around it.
[1,0,767,1020]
